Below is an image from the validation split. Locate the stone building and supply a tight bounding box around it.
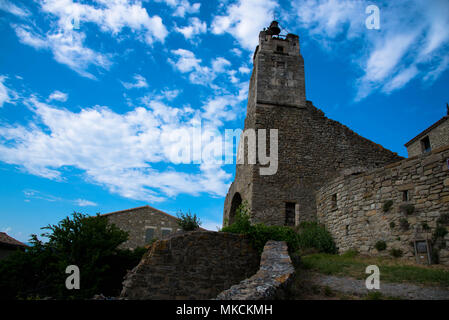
[102,205,181,250]
[0,232,28,260]
[223,22,402,227]
[404,104,449,157]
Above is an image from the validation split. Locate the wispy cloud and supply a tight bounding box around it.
[0,0,30,17]
[211,0,278,50]
[175,17,207,40]
[23,189,97,207]
[155,0,201,18]
[0,84,247,201]
[48,90,68,102]
[0,76,10,107]
[288,0,449,100]
[75,199,98,207]
[121,74,149,89]
[10,0,169,79]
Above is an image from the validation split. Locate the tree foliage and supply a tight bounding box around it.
[0,212,145,300]
[176,210,202,231]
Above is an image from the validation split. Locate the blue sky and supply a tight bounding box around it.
[0,0,448,242]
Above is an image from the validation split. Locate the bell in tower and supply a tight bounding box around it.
[266,21,281,36]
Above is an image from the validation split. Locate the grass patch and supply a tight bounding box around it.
[300,253,449,288]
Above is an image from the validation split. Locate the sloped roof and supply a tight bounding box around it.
[404,115,448,147]
[101,205,179,221]
[0,232,28,248]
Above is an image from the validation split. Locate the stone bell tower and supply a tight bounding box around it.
[223,21,402,228]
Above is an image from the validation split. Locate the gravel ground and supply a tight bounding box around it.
[310,273,449,300]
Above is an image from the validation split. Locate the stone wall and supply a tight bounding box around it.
[406,116,449,158]
[120,231,260,299]
[317,145,449,265]
[103,205,181,250]
[215,241,294,300]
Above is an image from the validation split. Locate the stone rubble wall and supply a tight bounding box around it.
[317,145,449,265]
[215,241,295,300]
[120,231,260,300]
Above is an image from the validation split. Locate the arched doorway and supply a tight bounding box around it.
[229,192,242,225]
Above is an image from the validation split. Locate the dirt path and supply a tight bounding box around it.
[308,272,449,300]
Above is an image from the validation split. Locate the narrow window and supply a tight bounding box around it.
[345,225,349,236]
[145,227,155,243]
[402,190,409,202]
[331,194,337,210]
[276,45,284,53]
[285,202,295,226]
[421,136,431,153]
[161,228,172,238]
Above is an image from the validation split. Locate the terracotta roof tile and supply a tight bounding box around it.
[0,232,28,247]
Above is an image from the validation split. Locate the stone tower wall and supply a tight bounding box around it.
[224,28,403,227]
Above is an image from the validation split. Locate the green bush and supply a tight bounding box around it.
[383,200,393,212]
[222,203,299,253]
[400,204,415,215]
[296,222,337,254]
[0,212,145,300]
[432,226,448,242]
[399,218,410,230]
[222,203,337,255]
[375,240,387,251]
[389,221,395,229]
[176,210,202,231]
[437,213,449,226]
[390,248,403,258]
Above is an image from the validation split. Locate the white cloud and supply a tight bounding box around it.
[211,0,278,50]
[212,57,231,73]
[48,90,68,102]
[11,0,169,79]
[289,0,449,100]
[0,93,244,202]
[13,24,112,79]
[201,219,222,231]
[121,74,149,89]
[175,17,207,39]
[382,65,419,94]
[169,50,238,87]
[155,0,200,18]
[40,0,168,44]
[75,199,98,207]
[0,76,10,107]
[238,66,250,74]
[0,0,30,17]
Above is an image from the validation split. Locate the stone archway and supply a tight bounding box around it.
[229,192,242,225]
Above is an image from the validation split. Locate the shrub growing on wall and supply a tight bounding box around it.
[375,240,387,251]
[390,248,403,258]
[400,204,415,215]
[383,200,393,212]
[399,218,410,230]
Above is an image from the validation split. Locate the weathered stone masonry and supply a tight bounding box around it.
[317,145,449,265]
[120,231,260,299]
[103,205,181,250]
[224,25,402,228]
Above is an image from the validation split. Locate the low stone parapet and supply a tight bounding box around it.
[215,240,295,300]
[120,231,260,300]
